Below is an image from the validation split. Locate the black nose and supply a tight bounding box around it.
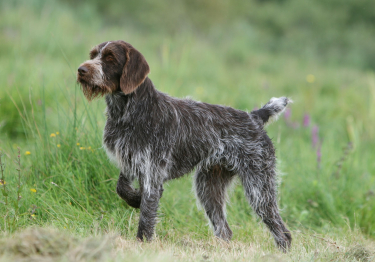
[78,66,88,75]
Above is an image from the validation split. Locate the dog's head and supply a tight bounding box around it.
[77,40,150,100]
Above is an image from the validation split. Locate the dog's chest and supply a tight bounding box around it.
[103,142,118,167]
[102,97,132,167]
[102,118,129,169]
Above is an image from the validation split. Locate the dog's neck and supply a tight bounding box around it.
[105,77,158,119]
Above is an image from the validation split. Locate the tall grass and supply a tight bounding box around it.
[1,45,375,238]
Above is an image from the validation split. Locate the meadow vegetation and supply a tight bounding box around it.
[0,0,375,261]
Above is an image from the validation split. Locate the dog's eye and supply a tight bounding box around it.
[105,55,114,62]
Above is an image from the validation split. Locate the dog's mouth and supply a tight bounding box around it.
[77,77,109,101]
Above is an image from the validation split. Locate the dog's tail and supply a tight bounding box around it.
[251,97,292,126]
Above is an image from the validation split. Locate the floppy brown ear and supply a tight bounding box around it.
[120,43,150,94]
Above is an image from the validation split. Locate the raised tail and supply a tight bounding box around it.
[251,97,292,126]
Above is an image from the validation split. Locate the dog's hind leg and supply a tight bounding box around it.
[116,172,142,208]
[194,165,235,241]
[238,164,292,251]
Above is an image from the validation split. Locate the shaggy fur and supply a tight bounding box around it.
[77,40,292,251]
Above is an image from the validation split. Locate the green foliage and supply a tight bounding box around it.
[60,0,375,69]
[2,0,375,137]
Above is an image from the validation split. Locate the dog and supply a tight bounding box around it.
[77,40,292,251]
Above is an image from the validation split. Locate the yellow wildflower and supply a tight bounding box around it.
[306,74,315,83]
[88,146,92,150]
[76,143,80,146]
[25,151,31,155]
[30,188,37,193]
[57,144,61,148]
[50,133,56,137]
[0,180,6,185]
[79,147,86,150]
[56,132,60,135]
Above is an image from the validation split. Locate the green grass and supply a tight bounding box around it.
[0,0,375,261]
[0,227,374,261]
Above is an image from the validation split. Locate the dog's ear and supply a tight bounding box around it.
[120,42,150,94]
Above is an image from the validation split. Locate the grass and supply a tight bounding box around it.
[0,227,374,261]
[0,0,375,261]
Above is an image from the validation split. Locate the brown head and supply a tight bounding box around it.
[77,40,150,100]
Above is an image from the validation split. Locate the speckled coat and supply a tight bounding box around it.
[77,40,292,251]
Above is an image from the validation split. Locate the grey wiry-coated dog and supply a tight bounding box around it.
[77,40,292,251]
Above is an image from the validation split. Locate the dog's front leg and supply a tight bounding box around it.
[136,182,162,242]
[116,173,142,208]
